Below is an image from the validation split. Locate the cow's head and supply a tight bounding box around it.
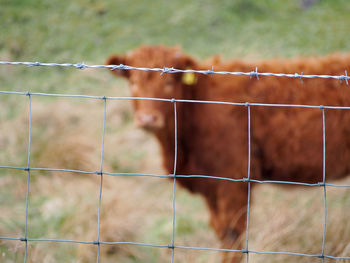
[107,46,197,132]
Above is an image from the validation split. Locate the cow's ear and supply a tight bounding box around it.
[106,55,129,78]
[178,55,197,70]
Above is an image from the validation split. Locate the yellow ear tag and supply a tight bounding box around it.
[182,71,197,85]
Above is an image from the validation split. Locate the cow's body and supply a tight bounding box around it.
[107,46,350,262]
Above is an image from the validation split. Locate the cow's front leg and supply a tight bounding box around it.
[206,181,250,263]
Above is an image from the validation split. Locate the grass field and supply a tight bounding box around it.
[1,0,350,262]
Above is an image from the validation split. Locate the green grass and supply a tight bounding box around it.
[1,0,350,262]
[1,0,350,61]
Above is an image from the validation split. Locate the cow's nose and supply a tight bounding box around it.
[135,112,163,129]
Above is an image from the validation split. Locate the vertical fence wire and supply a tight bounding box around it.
[244,103,252,263]
[321,107,327,262]
[96,97,107,263]
[23,93,32,263]
[171,99,178,263]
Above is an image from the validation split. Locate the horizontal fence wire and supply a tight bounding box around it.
[0,60,350,262]
[4,90,350,109]
[1,165,350,187]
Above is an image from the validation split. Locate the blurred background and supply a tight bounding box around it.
[1,0,350,262]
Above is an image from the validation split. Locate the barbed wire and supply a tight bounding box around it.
[0,60,349,84]
[0,60,350,262]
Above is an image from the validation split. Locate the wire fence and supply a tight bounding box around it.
[0,61,350,262]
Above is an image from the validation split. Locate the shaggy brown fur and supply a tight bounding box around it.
[107,46,350,262]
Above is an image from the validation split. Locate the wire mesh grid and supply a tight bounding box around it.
[0,61,350,262]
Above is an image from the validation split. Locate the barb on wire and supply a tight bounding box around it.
[250,67,259,80]
[294,72,304,83]
[339,70,349,85]
[204,66,215,75]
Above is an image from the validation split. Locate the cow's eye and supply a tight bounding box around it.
[164,79,174,94]
[164,83,174,94]
[130,84,139,93]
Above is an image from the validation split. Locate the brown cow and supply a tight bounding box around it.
[107,45,350,262]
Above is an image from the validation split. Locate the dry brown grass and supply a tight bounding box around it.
[1,95,349,263]
[248,180,350,263]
